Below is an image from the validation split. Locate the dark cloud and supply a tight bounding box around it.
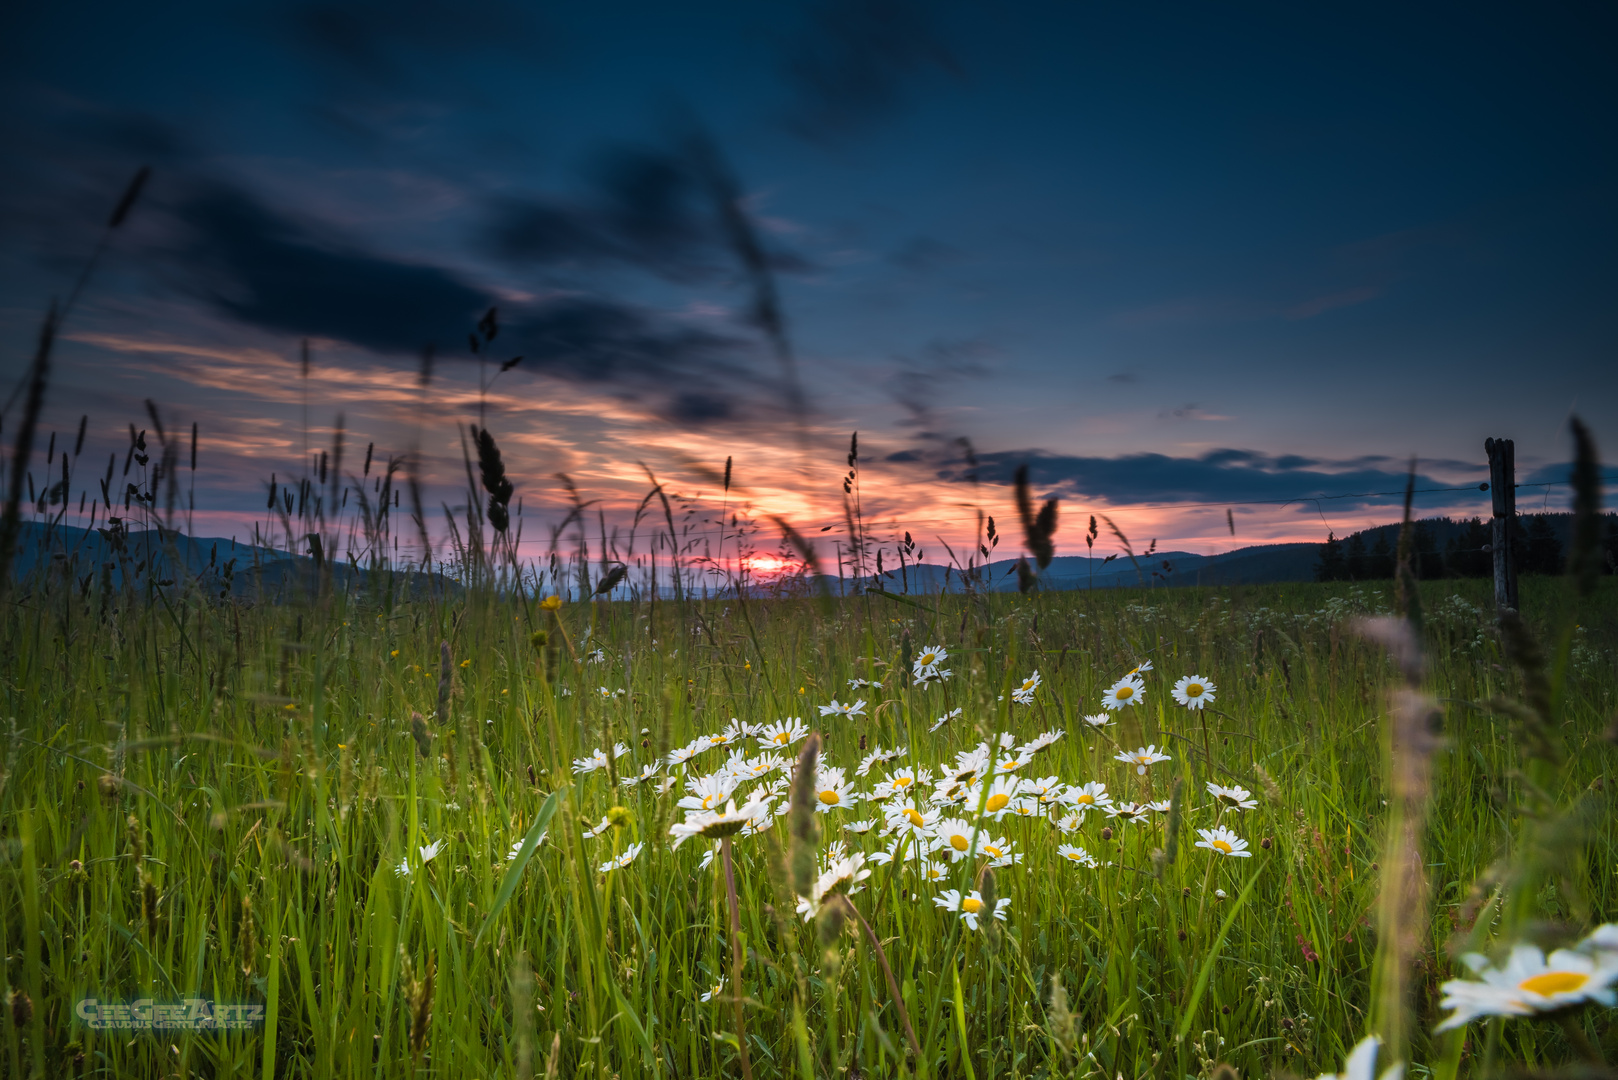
[478,147,712,276]
[477,143,811,280]
[178,183,490,354]
[479,198,607,266]
[935,448,1489,508]
[781,0,962,142]
[507,297,747,389]
[168,180,757,424]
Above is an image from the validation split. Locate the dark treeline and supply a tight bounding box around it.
[1314,512,1618,582]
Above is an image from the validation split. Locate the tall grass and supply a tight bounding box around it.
[1,554,1613,1076]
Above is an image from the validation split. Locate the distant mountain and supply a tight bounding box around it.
[5,521,455,600]
[836,542,1321,595]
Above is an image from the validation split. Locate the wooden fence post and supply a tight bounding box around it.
[1485,437,1519,611]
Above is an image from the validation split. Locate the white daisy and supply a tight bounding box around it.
[977,835,1021,868]
[1011,670,1041,705]
[1017,730,1064,756]
[885,801,940,837]
[597,841,644,873]
[1171,675,1215,710]
[931,817,981,861]
[755,718,810,749]
[1435,942,1618,1031]
[928,707,964,733]
[813,766,859,812]
[668,797,772,849]
[796,853,872,920]
[1114,745,1170,775]
[871,766,931,801]
[948,744,991,783]
[619,762,664,787]
[1003,798,1043,822]
[1206,781,1258,811]
[1101,675,1145,710]
[978,775,1024,819]
[666,740,704,766]
[1056,843,1098,868]
[1061,781,1113,812]
[700,976,726,1003]
[818,699,868,720]
[856,744,907,777]
[934,888,1010,931]
[1104,801,1151,824]
[1081,713,1114,729]
[1194,825,1252,858]
[505,834,546,861]
[571,743,631,775]
[1055,811,1086,833]
[678,771,740,813]
[1023,776,1066,806]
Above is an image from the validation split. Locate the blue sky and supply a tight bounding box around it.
[2,1,1613,554]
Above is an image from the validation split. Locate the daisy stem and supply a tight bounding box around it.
[840,895,920,1060]
[721,836,755,1080]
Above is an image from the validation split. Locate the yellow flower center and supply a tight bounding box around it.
[949,834,969,851]
[774,732,790,744]
[984,845,1003,858]
[1519,971,1588,996]
[905,809,925,827]
[1186,683,1203,696]
[961,897,984,914]
[1212,839,1233,853]
[894,776,913,787]
[1076,794,1094,805]
[921,653,937,664]
[701,795,716,809]
[1000,759,1020,770]
[819,790,840,805]
[986,793,1010,813]
[1022,680,1035,691]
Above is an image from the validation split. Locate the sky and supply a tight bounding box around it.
[2,1,1615,567]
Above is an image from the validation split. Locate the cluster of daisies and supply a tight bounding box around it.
[561,660,1255,937]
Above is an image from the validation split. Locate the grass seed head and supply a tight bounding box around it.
[410,711,432,758]
[8,989,32,1028]
[789,733,822,898]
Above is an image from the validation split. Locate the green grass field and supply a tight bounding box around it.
[2,565,1614,1078]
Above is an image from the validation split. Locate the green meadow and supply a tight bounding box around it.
[1,559,1614,1078]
